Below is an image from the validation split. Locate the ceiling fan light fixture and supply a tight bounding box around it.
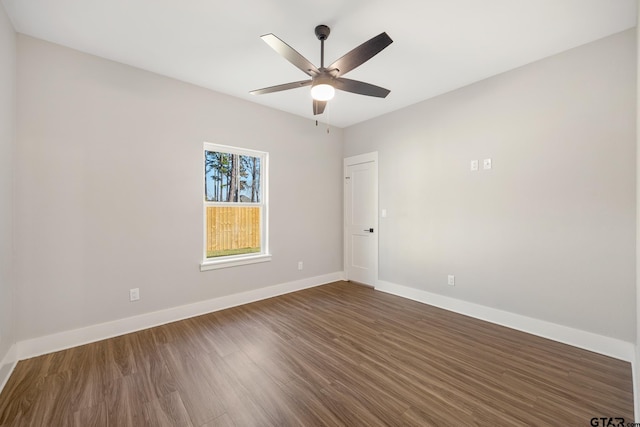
[310,82,335,101]
[251,26,393,115]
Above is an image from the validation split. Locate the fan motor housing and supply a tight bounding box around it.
[315,25,330,40]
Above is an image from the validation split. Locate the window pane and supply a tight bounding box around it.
[205,151,239,202]
[239,155,261,203]
[206,206,261,258]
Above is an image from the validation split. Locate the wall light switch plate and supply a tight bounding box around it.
[447,275,455,286]
[470,160,478,171]
[129,288,140,301]
[483,158,492,170]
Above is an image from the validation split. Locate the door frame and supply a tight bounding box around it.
[343,152,379,285]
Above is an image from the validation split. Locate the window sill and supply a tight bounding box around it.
[200,253,272,271]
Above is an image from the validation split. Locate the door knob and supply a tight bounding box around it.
[364,228,374,233]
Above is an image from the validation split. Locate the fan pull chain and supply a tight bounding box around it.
[325,102,330,134]
[314,104,329,134]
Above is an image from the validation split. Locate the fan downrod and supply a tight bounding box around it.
[315,25,330,41]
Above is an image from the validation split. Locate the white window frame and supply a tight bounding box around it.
[200,142,270,271]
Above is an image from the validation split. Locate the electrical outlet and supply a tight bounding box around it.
[483,158,492,170]
[470,160,478,171]
[129,288,140,301]
[298,261,303,271]
[447,275,455,286]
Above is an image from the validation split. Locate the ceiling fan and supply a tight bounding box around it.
[250,25,393,115]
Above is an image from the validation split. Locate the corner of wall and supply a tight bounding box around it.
[0,344,17,394]
[634,0,639,420]
[0,0,17,393]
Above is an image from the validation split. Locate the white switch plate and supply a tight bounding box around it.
[470,160,478,171]
[381,209,387,218]
[483,158,492,170]
[447,275,455,286]
[129,288,140,301]
[298,261,303,270]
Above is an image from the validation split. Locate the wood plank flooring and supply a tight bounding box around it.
[0,281,634,426]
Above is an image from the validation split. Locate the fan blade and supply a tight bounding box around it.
[313,100,326,115]
[334,78,390,98]
[261,34,320,77]
[250,80,312,95]
[328,32,393,77]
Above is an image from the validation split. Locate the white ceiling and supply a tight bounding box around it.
[2,0,637,128]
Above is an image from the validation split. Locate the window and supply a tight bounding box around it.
[201,143,270,270]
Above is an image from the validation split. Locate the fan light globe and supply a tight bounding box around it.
[311,83,335,101]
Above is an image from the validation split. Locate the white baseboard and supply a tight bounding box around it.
[375,280,635,362]
[634,346,639,422]
[0,343,17,394]
[16,271,344,361]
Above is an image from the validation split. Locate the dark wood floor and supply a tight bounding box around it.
[0,281,634,426]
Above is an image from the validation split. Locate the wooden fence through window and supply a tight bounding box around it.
[206,206,261,257]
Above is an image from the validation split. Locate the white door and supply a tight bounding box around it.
[344,152,378,286]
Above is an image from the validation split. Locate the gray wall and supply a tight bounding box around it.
[344,30,636,342]
[0,3,16,371]
[15,35,343,341]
